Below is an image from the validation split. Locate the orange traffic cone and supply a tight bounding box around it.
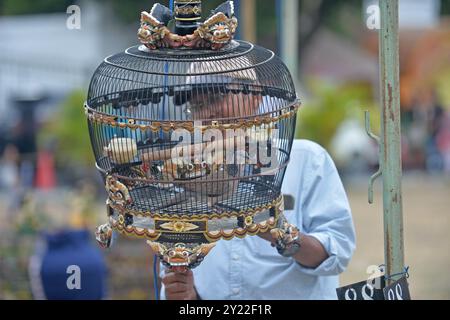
[35,150,56,190]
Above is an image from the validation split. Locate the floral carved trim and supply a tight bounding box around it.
[137,2,237,50]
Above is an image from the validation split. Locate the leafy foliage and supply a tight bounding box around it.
[39,90,94,167]
[296,81,380,150]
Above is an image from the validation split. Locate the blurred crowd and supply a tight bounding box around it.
[402,96,450,173]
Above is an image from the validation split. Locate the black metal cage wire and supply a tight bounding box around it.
[86,40,299,216]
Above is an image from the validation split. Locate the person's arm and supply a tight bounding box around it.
[258,231,328,268]
[259,142,356,275]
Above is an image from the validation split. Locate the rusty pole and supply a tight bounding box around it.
[241,0,257,43]
[379,0,405,284]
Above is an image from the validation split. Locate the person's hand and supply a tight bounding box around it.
[257,230,277,246]
[162,269,198,300]
[257,224,300,251]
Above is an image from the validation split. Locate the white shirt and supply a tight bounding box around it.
[161,139,356,300]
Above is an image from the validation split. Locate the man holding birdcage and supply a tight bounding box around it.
[90,1,356,300]
[160,67,356,300]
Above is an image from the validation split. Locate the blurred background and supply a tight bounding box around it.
[0,0,449,300]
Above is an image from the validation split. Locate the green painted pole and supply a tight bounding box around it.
[379,0,405,284]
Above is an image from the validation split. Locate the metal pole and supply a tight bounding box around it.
[277,0,299,86]
[241,0,256,43]
[234,0,242,40]
[379,0,405,284]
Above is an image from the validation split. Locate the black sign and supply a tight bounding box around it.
[336,276,386,300]
[383,276,411,300]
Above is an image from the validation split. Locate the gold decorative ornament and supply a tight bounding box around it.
[107,195,283,247]
[244,216,254,227]
[147,241,216,272]
[105,175,132,209]
[86,103,300,132]
[159,221,200,232]
[95,223,113,249]
[138,2,237,50]
[175,5,201,16]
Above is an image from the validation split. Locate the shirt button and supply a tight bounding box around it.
[232,288,240,295]
[232,254,239,261]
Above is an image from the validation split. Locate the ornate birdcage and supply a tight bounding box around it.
[86,0,300,271]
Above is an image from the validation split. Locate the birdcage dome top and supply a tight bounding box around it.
[86,41,297,122]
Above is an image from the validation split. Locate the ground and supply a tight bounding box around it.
[342,174,450,299]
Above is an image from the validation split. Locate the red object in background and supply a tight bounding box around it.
[35,150,56,190]
[437,117,450,152]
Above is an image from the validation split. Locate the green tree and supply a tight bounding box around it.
[39,90,94,168]
[296,81,380,150]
